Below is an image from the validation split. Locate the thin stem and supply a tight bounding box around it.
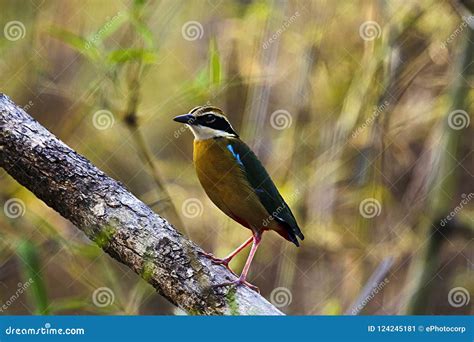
[123,60,184,228]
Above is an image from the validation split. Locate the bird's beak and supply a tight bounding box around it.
[173,114,195,124]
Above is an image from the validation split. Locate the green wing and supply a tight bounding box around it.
[227,138,304,245]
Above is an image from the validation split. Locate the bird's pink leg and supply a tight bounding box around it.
[240,235,260,279]
[213,234,262,292]
[198,236,253,275]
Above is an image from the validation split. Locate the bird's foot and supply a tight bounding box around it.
[198,250,230,265]
[213,277,260,293]
[197,251,237,276]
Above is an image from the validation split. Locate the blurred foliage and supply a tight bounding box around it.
[0,0,472,315]
[17,240,49,314]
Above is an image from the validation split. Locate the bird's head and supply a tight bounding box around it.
[173,106,238,140]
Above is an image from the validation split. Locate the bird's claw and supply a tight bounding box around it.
[197,250,237,276]
[213,278,260,293]
[198,250,229,265]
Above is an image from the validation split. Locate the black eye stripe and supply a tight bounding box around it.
[197,115,225,127]
[196,115,238,136]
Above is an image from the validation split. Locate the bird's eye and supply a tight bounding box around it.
[205,114,216,123]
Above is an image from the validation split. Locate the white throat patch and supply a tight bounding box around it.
[187,124,236,140]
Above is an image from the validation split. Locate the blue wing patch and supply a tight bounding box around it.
[226,144,244,167]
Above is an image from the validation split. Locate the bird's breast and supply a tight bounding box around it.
[193,138,269,231]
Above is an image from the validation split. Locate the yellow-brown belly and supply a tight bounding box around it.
[193,138,272,232]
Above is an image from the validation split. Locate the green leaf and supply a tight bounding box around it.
[208,38,221,87]
[17,240,49,315]
[106,48,157,64]
[193,67,210,90]
[48,27,101,61]
[134,0,146,7]
[130,19,155,48]
[71,243,103,259]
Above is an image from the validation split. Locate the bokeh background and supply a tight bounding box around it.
[0,0,473,315]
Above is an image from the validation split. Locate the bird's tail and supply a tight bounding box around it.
[275,217,304,247]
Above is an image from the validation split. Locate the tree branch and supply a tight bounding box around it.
[0,94,282,315]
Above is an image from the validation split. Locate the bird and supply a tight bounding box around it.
[173,106,304,291]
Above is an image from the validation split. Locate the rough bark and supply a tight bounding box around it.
[0,93,282,315]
